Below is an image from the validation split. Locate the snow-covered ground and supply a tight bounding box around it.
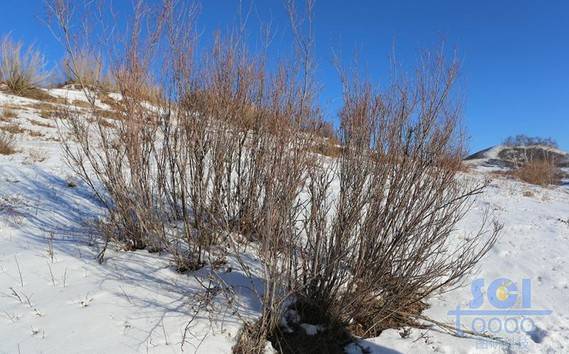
[1,89,569,353]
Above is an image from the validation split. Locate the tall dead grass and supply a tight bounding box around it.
[0,35,50,94]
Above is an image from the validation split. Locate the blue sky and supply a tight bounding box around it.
[1,0,568,153]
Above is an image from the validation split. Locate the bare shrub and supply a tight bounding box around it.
[0,35,50,94]
[0,131,15,155]
[303,52,499,338]
[512,158,561,186]
[48,1,501,352]
[49,1,174,259]
[243,50,502,354]
[49,0,298,271]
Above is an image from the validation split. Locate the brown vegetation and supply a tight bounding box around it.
[0,131,15,155]
[29,119,55,128]
[0,123,25,135]
[0,35,50,94]
[1,107,17,121]
[512,158,562,186]
[46,1,501,353]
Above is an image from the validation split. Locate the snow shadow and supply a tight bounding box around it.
[0,164,265,325]
[0,164,104,254]
[346,341,402,354]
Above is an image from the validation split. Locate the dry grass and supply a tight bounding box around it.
[26,149,47,163]
[0,124,25,135]
[16,88,56,102]
[0,35,50,94]
[1,108,17,121]
[95,108,123,121]
[62,50,105,88]
[512,159,561,186]
[523,190,535,197]
[0,123,44,139]
[308,140,343,158]
[29,119,55,128]
[87,117,115,128]
[0,131,15,155]
[26,102,62,117]
[71,100,92,109]
[27,130,44,138]
[39,109,57,119]
[98,93,123,111]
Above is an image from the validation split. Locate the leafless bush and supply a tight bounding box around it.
[49,1,176,260]
[48,1,500,352]
[512,158,561,186]
[246,50,502,353]
[49,0,314,274]
[303,52,498,339]
[0,131,15,155]
[0,35,50,94]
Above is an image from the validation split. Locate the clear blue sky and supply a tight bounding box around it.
[1,0,568,153]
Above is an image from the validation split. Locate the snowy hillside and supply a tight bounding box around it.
[1,88,569,353]
[465,144,569,170]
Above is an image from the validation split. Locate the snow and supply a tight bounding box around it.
[47,88,112,110]
[465,143,569,172]
[1,89,569,353]
[299,323,323,336]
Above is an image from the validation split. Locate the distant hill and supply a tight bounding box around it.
[465,144,569,169]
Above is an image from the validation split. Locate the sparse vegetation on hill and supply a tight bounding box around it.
[500,136,565,185]
[513,158,561,186]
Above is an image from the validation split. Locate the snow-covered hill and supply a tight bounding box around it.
[465,144,569,170]
[1,89,569,353]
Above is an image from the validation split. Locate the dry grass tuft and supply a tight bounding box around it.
[71,100,92,109]
[0,108,17,122]
[17,88,55,102]
[27,130,44,138]
[0,35,50,94]
[0,124,25,135]
[0,131,15,155]
[523,190,535,197]
[39,109,56,119]
[29,119,55,128]
[1,108,17,121]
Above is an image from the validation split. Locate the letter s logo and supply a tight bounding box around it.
[469,278,485,309]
